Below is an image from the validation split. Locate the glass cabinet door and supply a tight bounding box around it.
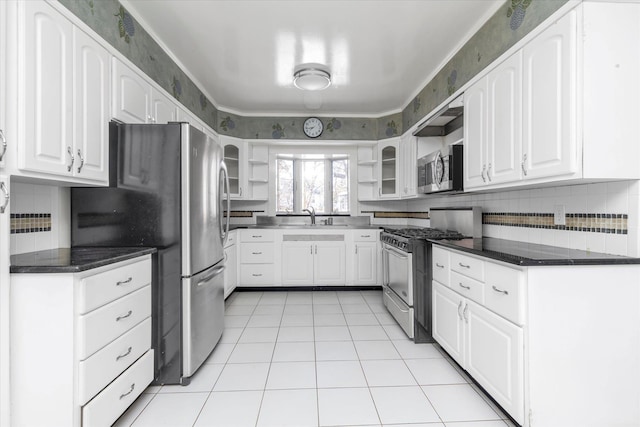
[380,145,397,196]
[223,144,240,196]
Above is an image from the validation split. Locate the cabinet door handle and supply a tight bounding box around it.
[457,301,463,320]
[458,262,470,269]
[252,252,262,255]
[116,346,133,361]
[67,146,75,172]
[252,273,262,277]
[435,263,444,269]
[147,115,153,123]
[463,304,469,323]
[458,282,471,290]
[481,165,487,183]
[315,245,317,255]
[239,187,243,197]
[0,182,9,214]
[492,285,509,295]
[521,153,528,176]
[0,129,7,162]
[77,149,85,173]
[119,383,135,400]
[116,277,133,286]
[378,188,382,196]
[487,163,492,182]
[116,310,133,321]
[355,245,358,254]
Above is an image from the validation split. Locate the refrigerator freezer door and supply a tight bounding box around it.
[182,261,225,378]
[181,124,224,277]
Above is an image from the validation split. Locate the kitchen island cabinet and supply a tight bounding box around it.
[432,241,640,427]
[10,249,155,427]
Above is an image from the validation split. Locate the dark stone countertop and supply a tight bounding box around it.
[431,237,640,266]
[10,247,157,273]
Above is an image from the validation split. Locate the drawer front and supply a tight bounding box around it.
[241,229,274,242]
[82,349,154,427]
[432,246,450,285]
[484,262,525,325]
[239,264,274,285]
[78,317,151,405]
[78,257,151,315]
[450,270,484,305]
[451,251,484,281]
[77,285,151,360]
[240,243,274,263]
[353,231,379,242]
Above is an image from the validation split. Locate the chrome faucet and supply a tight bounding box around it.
[303,206,316,225]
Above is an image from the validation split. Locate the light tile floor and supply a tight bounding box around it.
[114,290,517,427]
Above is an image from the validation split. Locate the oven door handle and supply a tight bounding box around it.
[383,245,409,259]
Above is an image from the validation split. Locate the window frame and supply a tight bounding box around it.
[276,157,349,215]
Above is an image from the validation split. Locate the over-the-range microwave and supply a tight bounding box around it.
[417,144,463,194]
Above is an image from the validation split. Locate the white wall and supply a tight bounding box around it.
[408,180,640,257]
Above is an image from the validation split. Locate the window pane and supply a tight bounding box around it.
[276,159,294,212]
[301,160,325,212]
[332,159,349,213]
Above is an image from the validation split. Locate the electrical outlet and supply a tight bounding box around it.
[554,204,566,225]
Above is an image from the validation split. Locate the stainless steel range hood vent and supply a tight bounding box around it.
[413,95,463,137]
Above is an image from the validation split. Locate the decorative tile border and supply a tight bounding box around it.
[364,211,430,220]
[10,214,52,234]
[226,211,265,218]
[483,212,628,234]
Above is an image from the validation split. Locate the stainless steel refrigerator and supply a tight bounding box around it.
[71,122,230,385]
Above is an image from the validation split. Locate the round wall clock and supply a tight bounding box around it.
[303,117,323,138]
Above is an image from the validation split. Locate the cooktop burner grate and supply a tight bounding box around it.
[382,227,466,241]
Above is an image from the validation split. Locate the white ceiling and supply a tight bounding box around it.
[122,0,503,117]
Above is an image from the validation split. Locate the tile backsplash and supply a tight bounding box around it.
[10,183,69,255]
[407,180,640,257]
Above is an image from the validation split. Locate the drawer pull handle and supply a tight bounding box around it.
[458,262,470,269]
[252,235,262,238]
[116,277,133,286]
[492,285,509,295]
[458,283,471,290]
[252,252,262,255]
[252,273,262,277]
[116,310,133,321]
[116,346,133,361]
[119,383,135,400]
[361,235,371,238]
[435,263,444,268]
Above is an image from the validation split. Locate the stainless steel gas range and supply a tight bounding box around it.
[381,207,481,342]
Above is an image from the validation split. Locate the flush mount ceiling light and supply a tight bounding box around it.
[293,63,331,91]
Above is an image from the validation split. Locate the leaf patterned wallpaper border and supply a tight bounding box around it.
[58,0,567,141]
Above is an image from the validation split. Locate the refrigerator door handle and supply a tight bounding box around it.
[196,264,226,286]
[219,161,231,246]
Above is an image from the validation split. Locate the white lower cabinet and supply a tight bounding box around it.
[281,240,345,286]
[238,230,276,286]
[223,230,237,298]
[353,242,377,285]
[433,245,640,427]
[10,254,153,427]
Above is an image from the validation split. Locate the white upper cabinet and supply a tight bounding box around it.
[18,1,108,184]
[487,51,522,185]
[112,58,177,125]
[399,133,417,198]
[73,28,110,182]
[151,90,177,124]
[463,78,488,189]
[522,11,577,180]
[0,1,7,170]
[465,51,522,190]
[221,136,246,199]
[464,3,640,191]
[378,138,399,199]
